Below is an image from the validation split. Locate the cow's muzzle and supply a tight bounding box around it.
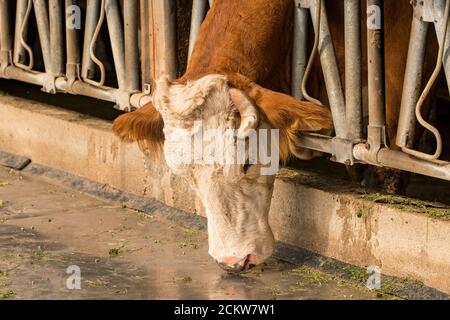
[216,254,257,273]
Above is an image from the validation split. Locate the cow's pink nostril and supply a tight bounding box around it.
[216,254,257,273]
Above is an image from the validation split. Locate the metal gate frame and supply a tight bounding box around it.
[0,0,154,111]
[1,0,450,181]
[291,0,450,181]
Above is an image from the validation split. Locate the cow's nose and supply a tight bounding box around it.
[216,255,256,273]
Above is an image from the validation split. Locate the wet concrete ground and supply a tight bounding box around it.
[0,165,388,300]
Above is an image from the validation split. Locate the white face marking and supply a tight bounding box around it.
[153,75,278,266]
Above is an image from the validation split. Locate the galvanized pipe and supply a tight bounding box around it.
[400,0,449,161]
[354,144,450,182]
[2,65,47,85]
[55,77,117,101]
[151,0,177,80]
[0,0,12,67]
[364,0,386,163]
[188,0,208,60]
[49,0,64,76]
[65,0,81,84]
[366,0,385,130]
[81,0,100,81]
[2,63,148,109]
[292,2,308,99]
[13,0,28,66]
[309,0,347,138]
[33,0,51,72]
[396,12,429,149]
[105,0,126,89]
[434,0,450,93]
[344,0,362,141]
[354,0,386,164]
[124,0,140,92]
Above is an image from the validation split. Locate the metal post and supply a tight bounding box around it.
[65,0,80,86]
[150,0,177,80]
[433,0,450,93]
[140,0,153,88]
[344,0,362,141]
[49,0,64,76]
[33,0,51,72]
[188,0,208,60]
[124,0,140,92]
[81,0,100,81]
[0,0,12,71]
[366,0,386,154]
[105,0,126,89]
[13,0,28,66]
[396,9,429,149]
[309,0,347,139]
[292,2,308,100]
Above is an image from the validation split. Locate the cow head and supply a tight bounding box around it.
[113,74,332,272]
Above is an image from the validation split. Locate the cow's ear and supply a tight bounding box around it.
[246,85,333,161]
[112,102,164,157]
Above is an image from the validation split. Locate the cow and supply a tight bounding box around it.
[113,0,437,271]
[113,0,332,272]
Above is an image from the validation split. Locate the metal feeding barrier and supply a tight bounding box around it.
[0,0,450,181]
[292,0,450,181]
[0,0,153,110]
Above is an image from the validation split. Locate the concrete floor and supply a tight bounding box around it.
[0,165,387,300]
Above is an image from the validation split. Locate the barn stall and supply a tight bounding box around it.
[0,0,449,300]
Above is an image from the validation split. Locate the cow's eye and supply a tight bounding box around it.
[243,162,253,173]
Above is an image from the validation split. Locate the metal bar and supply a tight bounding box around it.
[124,0,140,92]
[188,0,208,60]
[396,11,429,149]
[55,77,117,101]
[65,0,80,85]
[297,133,355,164]
[139,0,153,88]
[364,0,386,164]
[49,0,64,76]
[81,0,100,81]
[0,0,12,70]
[377,149,450,181]
[4,62,151,108]
[150,0,177,80]
[2,65,47,85]
[296,133,332,154]
[366,0,385,130]
[344,0,362,141]
[433,0,450,93]
[105,0,126,89]
[292,2,308,99]
[354,144,450,181]
[33,0,51,72]
[400,0,449,161]
[309,0,347,138]
[3,64,149,109]
[13,0,28,66]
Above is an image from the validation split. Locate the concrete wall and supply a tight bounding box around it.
[1,96,449,294]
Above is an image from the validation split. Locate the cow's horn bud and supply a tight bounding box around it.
[230,89,259,139]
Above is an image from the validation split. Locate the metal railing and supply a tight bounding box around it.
[0,0,152,110]
[292,0,450,181]
[1,0,450,181]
